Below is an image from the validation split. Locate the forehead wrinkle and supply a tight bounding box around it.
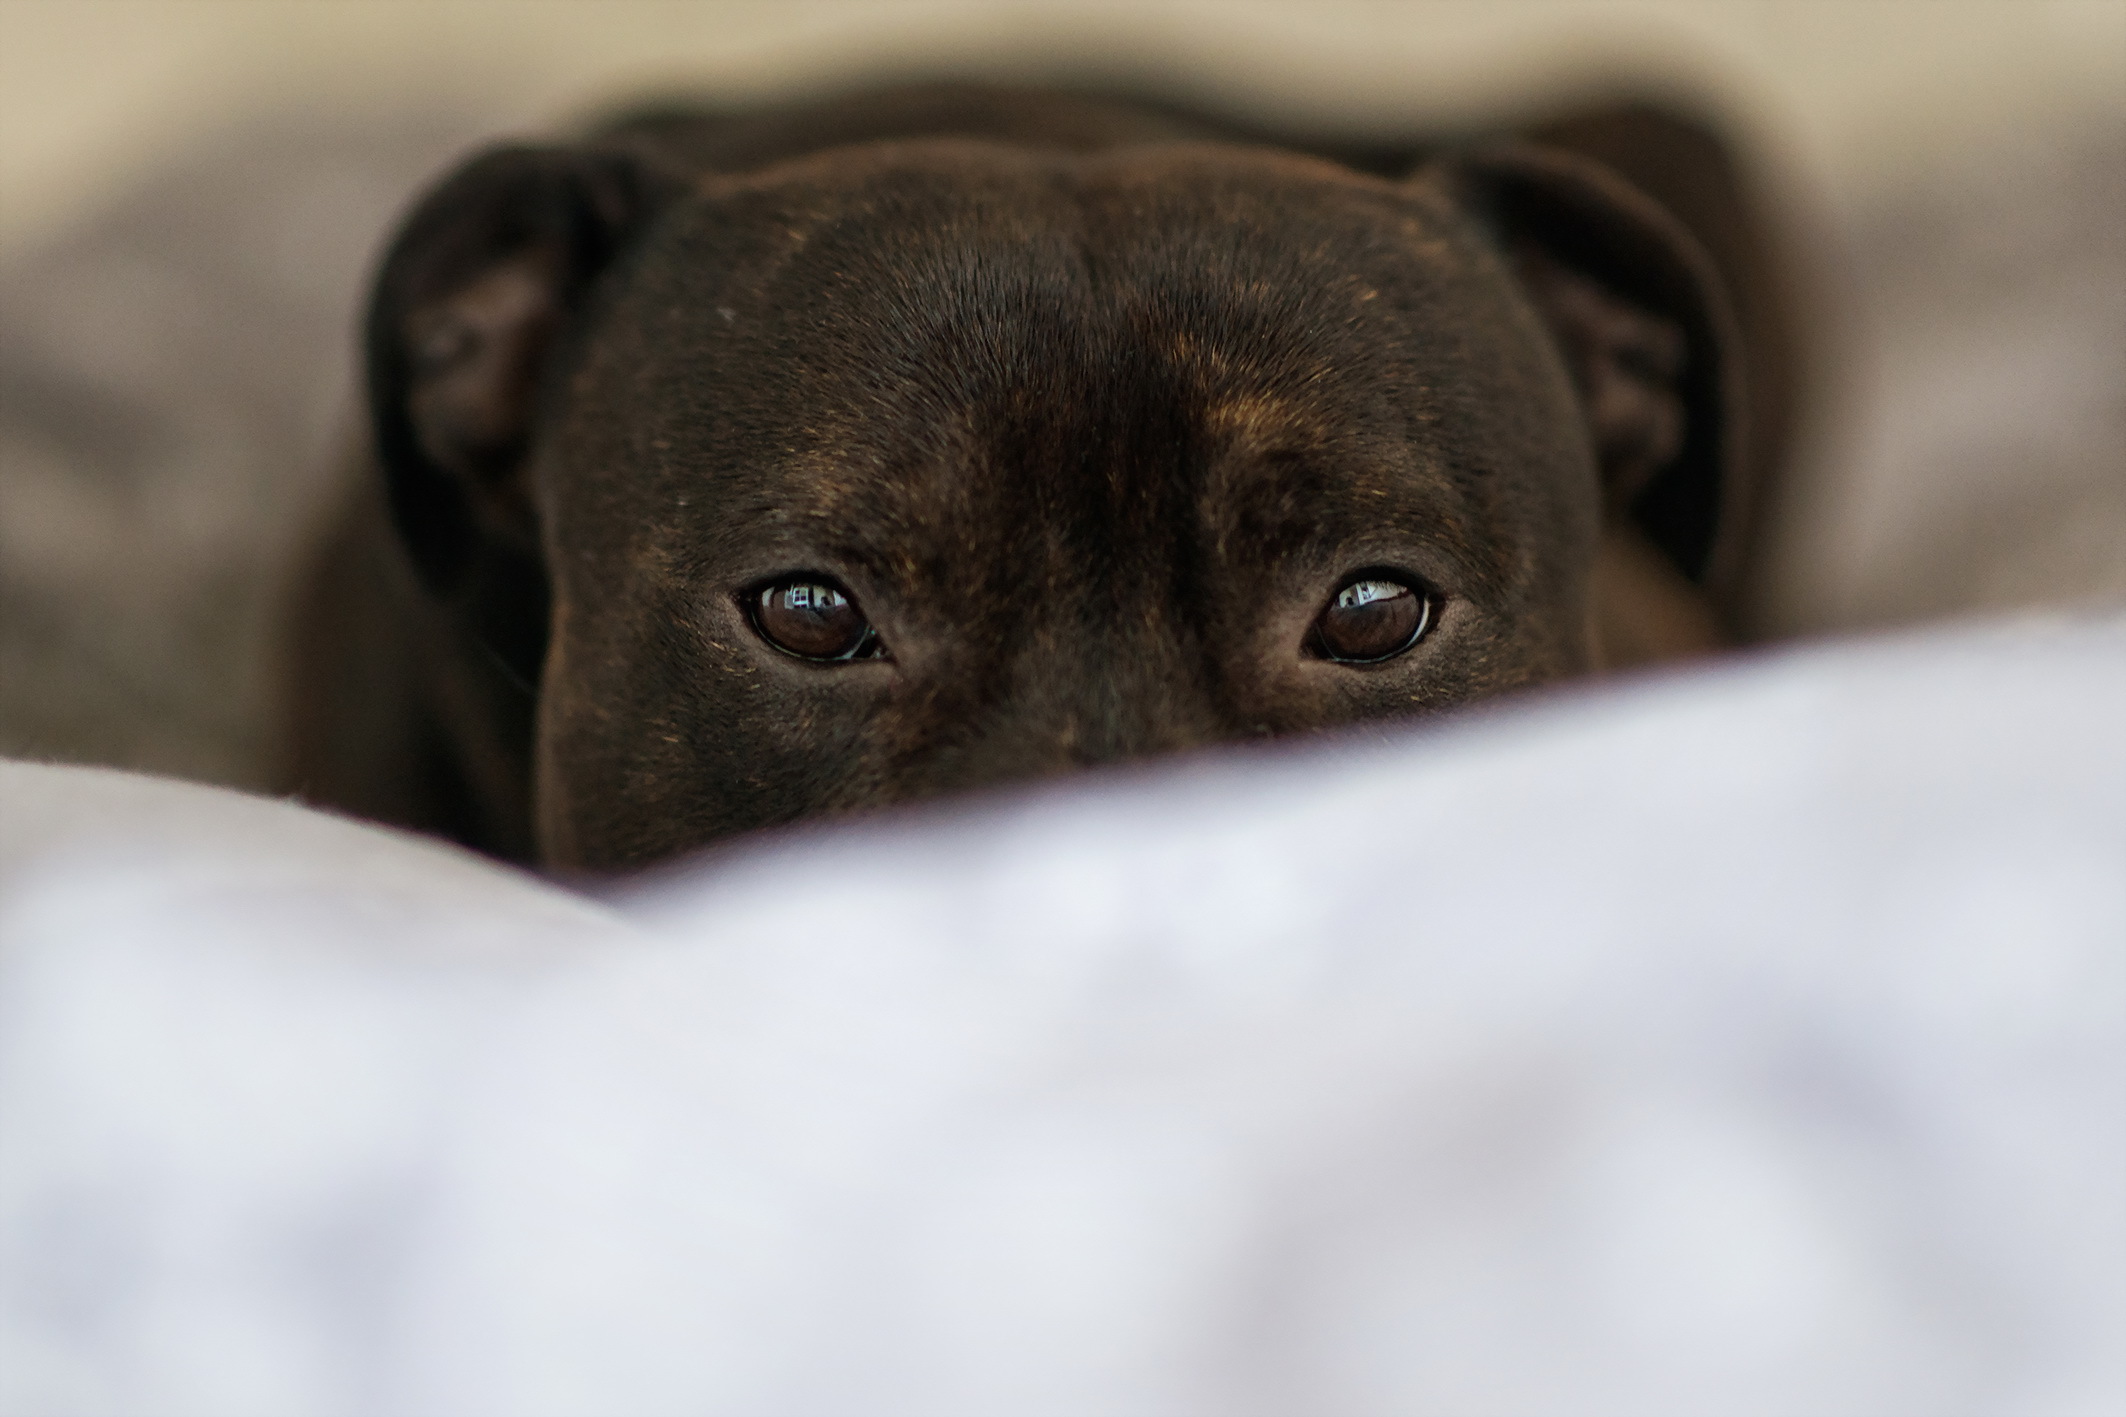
[1170,321,1496,596]
[676,143,1506,620]
[698,167,1107,607]
[864,276,1107,616]
[830,216,1204,631]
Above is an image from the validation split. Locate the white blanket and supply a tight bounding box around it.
[3,611,2123,1416]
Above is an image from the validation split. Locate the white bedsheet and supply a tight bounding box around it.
[3,610,2123,1416]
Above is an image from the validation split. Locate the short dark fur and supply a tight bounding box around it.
[285,82,1787,872]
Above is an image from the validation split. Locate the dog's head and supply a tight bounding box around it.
[367,132,1736,870]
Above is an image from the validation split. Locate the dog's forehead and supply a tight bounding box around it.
[617,138,1503,405]
[691,139,1484,367]
[564,140,1572,604]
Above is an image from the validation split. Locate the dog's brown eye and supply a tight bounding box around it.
[1313,576,1433,663]
[750,577,883,661]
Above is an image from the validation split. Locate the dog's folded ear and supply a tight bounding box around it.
[366,143,684,592]
[1436,143,1743,593]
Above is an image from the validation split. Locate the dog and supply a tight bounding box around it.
[283,81,1797,872]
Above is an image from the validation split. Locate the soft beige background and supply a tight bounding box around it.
[3,0,2122,251]
[0,0,2120,788]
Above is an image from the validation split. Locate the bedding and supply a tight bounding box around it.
[3,611,2121,1415]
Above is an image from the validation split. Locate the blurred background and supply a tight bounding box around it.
[1,0,2121,790]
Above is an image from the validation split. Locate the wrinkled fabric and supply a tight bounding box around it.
[2,611,2123,1417]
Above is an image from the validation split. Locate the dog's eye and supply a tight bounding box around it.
[749,577,884,662]
[1313,575,1434,663]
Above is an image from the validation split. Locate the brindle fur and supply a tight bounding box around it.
[285,82,1787,872]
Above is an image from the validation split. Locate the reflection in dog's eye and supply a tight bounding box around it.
[1314,576,1434,663]
[750,577,884,662]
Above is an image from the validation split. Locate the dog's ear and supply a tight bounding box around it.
[1437,143,1742,591]
[366,143,683,592]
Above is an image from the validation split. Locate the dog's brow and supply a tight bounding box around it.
[1203,391,1327,447]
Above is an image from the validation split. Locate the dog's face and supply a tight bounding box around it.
[371,132,1733,870]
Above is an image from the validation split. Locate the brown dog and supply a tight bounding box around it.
[284,82,1793,872]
